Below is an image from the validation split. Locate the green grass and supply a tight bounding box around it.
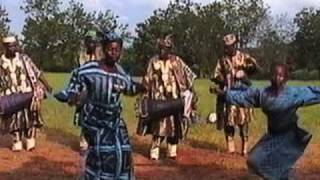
[43,73,320,151]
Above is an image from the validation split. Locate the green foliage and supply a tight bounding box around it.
[130,0,268,77]
[21,0,129,72]
[2,0,320,79]
[221,0,268,47]
[0,6,10,54]
[253,14,296,71]
[293,8,320,71]
[291,69,319,80]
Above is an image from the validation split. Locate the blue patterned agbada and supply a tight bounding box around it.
[66,61,138,180]
[225,86,320,180]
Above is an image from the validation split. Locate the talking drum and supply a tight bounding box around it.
[135,95,184,135]
[0,92,34,116]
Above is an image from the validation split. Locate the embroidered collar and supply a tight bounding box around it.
[1,53,23,73]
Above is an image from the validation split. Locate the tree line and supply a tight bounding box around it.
[0,0,320,79]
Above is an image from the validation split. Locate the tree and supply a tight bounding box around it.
[254,14,295,73]
[221,0,268,48]
[0,5,11,53]
[21,0,129,72]
[130,0,268,77]
[293,8,320,72]
[131,0,224,77]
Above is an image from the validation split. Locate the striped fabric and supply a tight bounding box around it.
[66,62,137,180]
[0,53,43,134]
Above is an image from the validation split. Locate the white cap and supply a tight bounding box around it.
[3,36,17,43]
[223,33,237,46]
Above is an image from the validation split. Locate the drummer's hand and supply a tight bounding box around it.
[236,70,245,79]
[46,86,53,94]
[132,81,148,93]
[209,85,224,95]
[209,84,216,94]
[214,87,225,95]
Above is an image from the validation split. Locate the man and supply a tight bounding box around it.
[78,30,101,152]
[139,34,197,160]
[0,36,51,151]
[55,30,101,152]
[78,30,102,65]
[211,33,260,156]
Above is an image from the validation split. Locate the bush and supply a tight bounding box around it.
[291,69,319,80]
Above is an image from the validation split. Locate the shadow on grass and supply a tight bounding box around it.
[0,134,11,150]
[131,135,150,159]
[0,126,79,152]
[135,162,249,180]
[130,134,223,160]
[0,156,77,180]
[186,138,222,151]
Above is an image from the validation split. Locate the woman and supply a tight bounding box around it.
[224,63,320,179]
[63,32,144,179]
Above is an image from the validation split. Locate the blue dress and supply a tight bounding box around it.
[225,86,320,179]
[66,61,138,180]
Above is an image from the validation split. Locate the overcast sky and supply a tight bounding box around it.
[2,0,320,35]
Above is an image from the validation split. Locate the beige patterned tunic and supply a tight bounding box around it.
[214,50,257,126]
[0,53,43,133]
[142,55,196,138]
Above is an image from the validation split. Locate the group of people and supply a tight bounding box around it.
[0,30,319,180]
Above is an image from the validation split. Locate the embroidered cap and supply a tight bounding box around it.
[158,34,174,48]
[223,33,237,46]
[3,36,17,43]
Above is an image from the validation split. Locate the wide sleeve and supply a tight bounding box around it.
[141,58,156,98]
[123,80,146,96]
[225,88,261,108]
[296,86,320,106]
[115,64,145,96]
[213,59,225,83]
[66,69,78,90]
[243,53,261,75]
[143,58,155,86]
[66,68,85,95]
[25,56,42,78]
[178,57,197,88]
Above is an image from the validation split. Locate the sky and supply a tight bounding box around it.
[2,0,320,36]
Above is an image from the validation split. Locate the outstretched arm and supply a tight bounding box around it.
[225,88,261,108]
[65,69,85,106]
[25,55,53,93]
[124,80,147,96]
[296,86,320,106]
[53,68,79,103]
[243,54,262,75]
[115,63,146,96]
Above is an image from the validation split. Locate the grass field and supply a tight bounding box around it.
[1,73,320,179]
[43,73,320,151]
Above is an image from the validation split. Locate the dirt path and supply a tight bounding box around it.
[0,133,320,180]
